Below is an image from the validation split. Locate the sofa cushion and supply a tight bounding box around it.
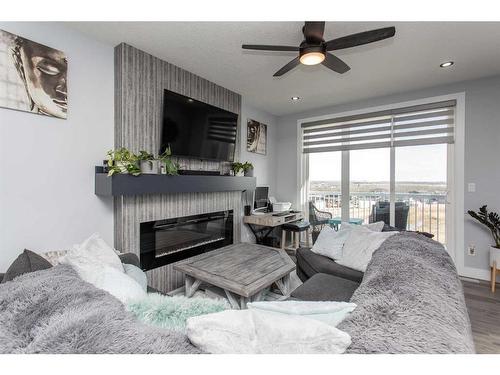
[118,252,141,268]
[296,247,363,283]
[291,273,359,302]
[1,249,53,283]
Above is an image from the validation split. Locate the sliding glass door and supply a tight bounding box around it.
[302,99,455,246]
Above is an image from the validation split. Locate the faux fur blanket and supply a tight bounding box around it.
[0,265,200,354]
[338,232,475,353]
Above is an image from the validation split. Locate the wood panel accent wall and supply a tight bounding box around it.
[114,43,243,292]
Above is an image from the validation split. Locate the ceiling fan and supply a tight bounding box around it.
[242,22,396,77]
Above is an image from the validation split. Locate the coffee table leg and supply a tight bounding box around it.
[240,296,249,309]
[185,275,202,298]
[224,289,241,310]
[275,273,291,296]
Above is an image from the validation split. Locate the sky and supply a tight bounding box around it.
[309,144,447,183]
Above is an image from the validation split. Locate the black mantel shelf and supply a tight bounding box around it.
[94,168,256,196]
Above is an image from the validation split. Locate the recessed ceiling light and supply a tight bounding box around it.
[291,96,301,101]
[440,61,454,68]
[187,98,194,102]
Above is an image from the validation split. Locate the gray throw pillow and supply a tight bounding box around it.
[1,249,53,283]
[123,263,148,292]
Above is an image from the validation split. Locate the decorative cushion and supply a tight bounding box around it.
[248,300,356,327]
[72,263,147,303]
[123,263,148,292]
[296,247,364,283]
[311,225,350,260]
[290,273,360,302]
[186,308,352,354]
[60,233,124,273]
[40,249,69,265]
[1,249,52,283]
[336,226,396,272]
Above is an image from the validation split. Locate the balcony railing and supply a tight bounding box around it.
[308,191,447,243]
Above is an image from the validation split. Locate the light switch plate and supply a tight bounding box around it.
[468,245,476,256]
[467,183,476,193]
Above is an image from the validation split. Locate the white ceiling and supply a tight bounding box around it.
[67,22,500,116]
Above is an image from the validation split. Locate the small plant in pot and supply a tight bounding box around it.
[137,150,160,174]
[106,148,140,176]
[242,162,254,177]
[231,162,245,177]
[158,146,179,175]
[467,205,500,268]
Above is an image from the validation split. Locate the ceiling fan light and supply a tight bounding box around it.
[300,52,325,65]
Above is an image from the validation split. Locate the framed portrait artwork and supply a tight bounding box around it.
[0,29,67,119]
[247,119,267,155]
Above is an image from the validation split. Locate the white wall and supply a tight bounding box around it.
[240,98,278,195]
[275,75,500,277]
[239,99,277,243]
[0,22,114,270]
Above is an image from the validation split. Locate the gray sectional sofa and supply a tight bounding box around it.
[292,231,475,353]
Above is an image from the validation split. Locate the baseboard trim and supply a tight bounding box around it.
[459,266,491,281]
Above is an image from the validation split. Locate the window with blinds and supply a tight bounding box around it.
[301,100,456,154]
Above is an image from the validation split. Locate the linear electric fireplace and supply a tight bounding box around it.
[140,210,233,271]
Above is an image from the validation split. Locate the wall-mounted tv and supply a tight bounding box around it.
[159,89,238,162]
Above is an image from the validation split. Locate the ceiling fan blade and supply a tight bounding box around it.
[242,44,299,52]
[322,53,350,74]
[303,21,325,41]
[325,26,396,51]
[273,57,300,77]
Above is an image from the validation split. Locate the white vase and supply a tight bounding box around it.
[140,160,159,174]
[489,246,500,267]
[235,170,244,177]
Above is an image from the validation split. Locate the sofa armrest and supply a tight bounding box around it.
[118,253,141,268]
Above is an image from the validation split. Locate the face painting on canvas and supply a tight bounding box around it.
[0,29,67,119]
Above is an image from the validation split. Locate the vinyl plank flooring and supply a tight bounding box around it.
[462,279,500,354]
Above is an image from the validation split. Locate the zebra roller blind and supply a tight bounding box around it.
[301,100,456,154]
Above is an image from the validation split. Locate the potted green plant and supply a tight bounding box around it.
[137,150,159,174]
[242,162,254,177]
[468,205,500,268]
[231,162,245,177]
[158,146,179,175]
[106,148,140,176]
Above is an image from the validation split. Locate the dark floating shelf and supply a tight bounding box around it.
[94,167,256,196]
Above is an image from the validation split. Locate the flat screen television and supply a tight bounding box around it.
[160,89,238,162]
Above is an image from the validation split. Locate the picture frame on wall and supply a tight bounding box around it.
[247,119,267,155]
[0,29,67,119]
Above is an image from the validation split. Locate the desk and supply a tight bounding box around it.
[243,211,304,245]
[328,217,363,230]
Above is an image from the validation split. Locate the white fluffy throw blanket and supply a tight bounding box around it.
[186,306,352,354]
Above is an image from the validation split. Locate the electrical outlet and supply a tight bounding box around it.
[467,245,476,256]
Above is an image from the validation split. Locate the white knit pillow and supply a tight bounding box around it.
[336,226,396,272]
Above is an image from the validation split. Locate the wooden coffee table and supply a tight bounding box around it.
[174,243,296,309]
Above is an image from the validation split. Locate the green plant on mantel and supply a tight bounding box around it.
[137,150,155,169]
[106,148,141,176]
[242,162,253,173]
[137,150,154,161]
[159,146,179,175]
[468,205,500,248]
[231,161,253,175]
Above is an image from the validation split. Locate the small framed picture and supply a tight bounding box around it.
[247,119,267,155]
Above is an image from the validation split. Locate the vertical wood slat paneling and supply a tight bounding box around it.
[115,43,243,292]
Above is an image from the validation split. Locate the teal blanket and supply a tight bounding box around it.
[127,293,229,331]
